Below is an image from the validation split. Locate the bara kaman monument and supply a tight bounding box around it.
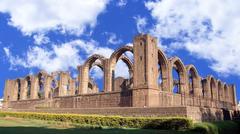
[2,34,238,121]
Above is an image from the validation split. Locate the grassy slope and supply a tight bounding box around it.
[0,117,198,134]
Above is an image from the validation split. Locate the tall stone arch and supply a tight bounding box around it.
[157,49,169,91]
[78,54,106,94]
[185,64,201,96]
[208,76,218,100]
[168,57,187,94]
[217,80,224,101]
[201,75,218,100]
[106,46,133,92]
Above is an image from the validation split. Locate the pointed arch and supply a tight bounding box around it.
[108,45,134,92]
[169,56,187,94]
[186,64,201,96]
[157,49,169,91]
[206,75,217,99]
[79,54,106,94]
[109,45,133,69]
[84,54,106,70]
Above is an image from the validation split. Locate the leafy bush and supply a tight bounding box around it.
[0,111,192,130]
[191,121,240,134]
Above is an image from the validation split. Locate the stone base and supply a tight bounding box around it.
[3,106,225,122]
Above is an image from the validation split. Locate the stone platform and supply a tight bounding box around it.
[3,106,226,122]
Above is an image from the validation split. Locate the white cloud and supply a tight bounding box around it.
[33,33,50,45]
[117,0,127,7]
[3,39,114,73]
[145,0,240,76]
[105,32,122,45]
[134,16,147,33]
[0,0,109,35]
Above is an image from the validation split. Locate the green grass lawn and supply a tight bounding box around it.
[0,117,199,134]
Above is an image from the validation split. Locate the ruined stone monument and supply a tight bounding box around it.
[2,34,238,121]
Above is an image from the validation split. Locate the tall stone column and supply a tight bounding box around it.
[230,84,237,110]
[3,80,10,101]
[58,72,69,96]
[44,75,52,99]
[104,59,112,92]
[69,78,76,95]
[11,80,19,101]
[78,65,89,94]
[132,34,159,107]
[193,76,202,97]
[30,76,39,99]
[20,79,27,100]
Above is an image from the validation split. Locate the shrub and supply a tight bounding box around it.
[191,121,240,134]
[0,111,192,130]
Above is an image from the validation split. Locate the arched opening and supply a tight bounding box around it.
[109,46,134,92]
[26,76,31,99]
[51,78,58,98]
[83,54,106,94]
[170,57,186,94]
[186,65,199,96]
[172,68,180,94]
[113,54,133,92]
[66,79,71,95]
[75,81,79,95]
[157,49,168,91]
[16,79,21,100]
[51,72,60,97]
[38,73,45,99]
[201,79,206,98]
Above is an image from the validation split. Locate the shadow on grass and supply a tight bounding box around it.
[0,126,200,134]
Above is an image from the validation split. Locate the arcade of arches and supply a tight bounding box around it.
[3,34,238,121]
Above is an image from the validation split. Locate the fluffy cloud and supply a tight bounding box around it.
[4,39,132,79]
[145,0,240,76]
[0,0,109,36]
[4,39,114,73]
[105,32,122,45]
[134,16,147,33]
[33,33,50,45]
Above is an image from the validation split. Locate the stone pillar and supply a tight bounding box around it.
[11,80,19,101]
[104,59,112,92]
[193,76,202,97]
[30,76,39,99]
[20,79,27,100]
[44,75,52,99]
[58,72,69,96]
[78,65,89,94]
[132,34,159,107]
[69,78,76,95]
[3,80,10,102]
[229,84,237,108]
[202,79,211,98]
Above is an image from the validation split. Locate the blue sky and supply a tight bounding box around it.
[0,0,240,101]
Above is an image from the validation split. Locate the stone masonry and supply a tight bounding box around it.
[2,34,238,121]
